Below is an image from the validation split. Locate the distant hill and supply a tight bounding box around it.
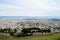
[0,16,60,19]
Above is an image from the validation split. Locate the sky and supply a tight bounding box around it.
[0,0,60,16]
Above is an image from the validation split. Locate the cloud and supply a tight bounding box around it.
[0,0,60,16]
[4,0,60,10]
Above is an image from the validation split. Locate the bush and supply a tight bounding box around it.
[9,31,14,36]
[8,28,17,36]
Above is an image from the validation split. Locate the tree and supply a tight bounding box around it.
[8,27,14,36]
[0,28,4,33]
[21,28,31,36]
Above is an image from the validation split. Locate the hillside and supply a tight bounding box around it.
[0,33,60,40]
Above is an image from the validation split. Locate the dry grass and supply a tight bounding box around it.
[0,33,60,40]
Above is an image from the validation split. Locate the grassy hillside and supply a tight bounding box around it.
[0,33,60,40]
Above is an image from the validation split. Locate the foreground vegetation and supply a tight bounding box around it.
[0,33,60,40]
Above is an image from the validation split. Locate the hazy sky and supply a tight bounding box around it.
[0,0,60,16]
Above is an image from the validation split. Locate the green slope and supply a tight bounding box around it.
[0,33,60,40]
